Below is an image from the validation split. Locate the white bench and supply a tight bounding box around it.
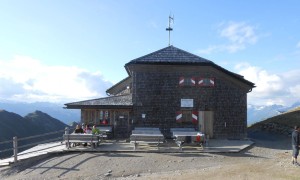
[63,134,107,149]
[130,127,165,150]
[97,126,112,133]
[96,126,113,138]
[170,128,198,138]
[170,128,196,132]
[170,128,196,137]
[171,128,205,151]
[130,134,165,150]
[173,131,205,150]
[134,127,160,131]
[131,130,161,134]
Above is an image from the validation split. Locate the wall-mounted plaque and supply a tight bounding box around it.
[181,99,193,108]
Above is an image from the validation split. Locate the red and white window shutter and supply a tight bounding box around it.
[190,77,196,86]
[198,77,215,87]
[176,111,182,122]
[179,76,185,86]
[198,78,204,86]
[209,78,215,86]
[192,111,198,124]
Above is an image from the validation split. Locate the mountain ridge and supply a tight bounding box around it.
[0,101,80,124]
[0,109,69,158]
[247,101,300,125]
[0,110,68,141]
[249,106,300,136]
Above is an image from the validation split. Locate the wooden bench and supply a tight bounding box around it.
[173,131,205,150]
[170,128,196,136]
[170,128,196,132]
[130,134,165,150]
[131,130,161,134]
[170,128,198,138]
[130,127,165,150]
[97,126,112,133]
[170,128,205,151]
[97,126,113,139]
[63,134,106,149]
[134,127,160,131]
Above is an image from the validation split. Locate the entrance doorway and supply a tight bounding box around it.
[199,111,214,138]
[113,111,129,138]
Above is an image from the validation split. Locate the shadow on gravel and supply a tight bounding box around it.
[0,154,62,177]
[104,153,143,158]
[0,152,144,178]
[211,143,269,159]
[166,153,212,158]
[24,155,63,174]
[247,129,290,151]
[22,152,143,177]
[25,153,83,176]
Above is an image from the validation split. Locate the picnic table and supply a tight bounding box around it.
[134,127,160,131]
[130,127,165,150]
[63,133,107,149]
[97,126,112,133]
[170,128,205,151]
[96,126,113,138]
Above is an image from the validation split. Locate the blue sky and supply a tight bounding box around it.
[0,0,300,106]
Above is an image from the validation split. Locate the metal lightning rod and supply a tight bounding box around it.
[166,15,174,46]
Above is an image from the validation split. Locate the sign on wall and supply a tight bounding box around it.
[142,114,146,118]
[181,99,194,108]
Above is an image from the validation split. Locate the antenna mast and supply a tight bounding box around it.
[166,15,174,46]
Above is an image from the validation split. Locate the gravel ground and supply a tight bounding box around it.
[1,130,300,180]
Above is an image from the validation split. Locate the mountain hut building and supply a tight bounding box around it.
[64,46,255,139]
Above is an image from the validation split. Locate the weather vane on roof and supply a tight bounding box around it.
[166,15,174,46]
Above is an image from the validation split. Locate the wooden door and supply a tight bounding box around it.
[199,111,214,138]
[114,111,129,138]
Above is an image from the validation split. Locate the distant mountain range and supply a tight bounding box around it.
[0,110,68,158]
[248,106,300,135]
[0,110,67,141]
[0,101,80,125]
[1,100,300,127]
[247,101,300,125]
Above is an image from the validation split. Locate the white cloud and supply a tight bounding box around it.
[220,22,257,45]
[197,21,258,54]
[0,56,113,103]
[235,63,300,106]
[297,41,300,48]
[289,84,300,97]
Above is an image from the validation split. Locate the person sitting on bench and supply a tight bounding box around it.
[92,125,100,135]
[84,124,92,134]
[83,124,92,146]
[72,124,84,146]
[74,124,84,134]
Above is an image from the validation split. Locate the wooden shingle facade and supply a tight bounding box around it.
[65,46,255,139]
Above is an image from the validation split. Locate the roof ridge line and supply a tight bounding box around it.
[64,94,132,106]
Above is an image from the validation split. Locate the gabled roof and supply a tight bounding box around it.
[125,45,255,87]
[125,45,213,65]
[64,94,132,109]
[106,76,132,95]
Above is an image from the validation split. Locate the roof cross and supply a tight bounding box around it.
[166,15,174,46]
